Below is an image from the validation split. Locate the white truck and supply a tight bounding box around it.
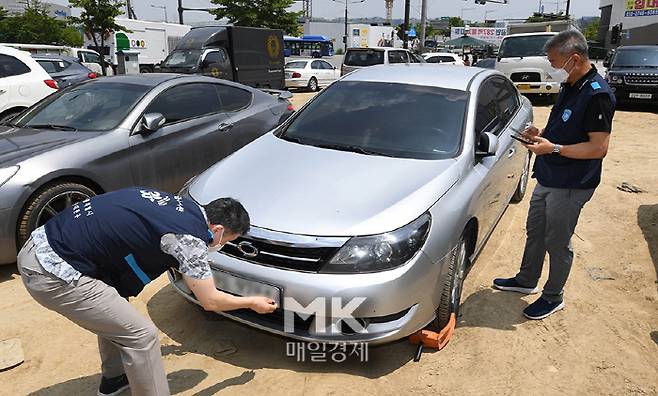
[84,18,191,73]
[496,21,578,100]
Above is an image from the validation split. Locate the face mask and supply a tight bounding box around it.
[548,56,575,83]
[208,229,225,253]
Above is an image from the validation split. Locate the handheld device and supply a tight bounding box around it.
[511,133,535,145]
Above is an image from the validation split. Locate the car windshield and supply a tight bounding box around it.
[161,49,202,68]
[344,49,385,66]
[278,81,468,160]
[612,49,658,67]
[499,35,552,58]
[17,82,148,131]
[285,61,308,69]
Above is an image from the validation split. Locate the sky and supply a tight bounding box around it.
[61,0,602,24]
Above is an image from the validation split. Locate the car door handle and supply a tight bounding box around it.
[218,122,233,132]
[508,147,516,158]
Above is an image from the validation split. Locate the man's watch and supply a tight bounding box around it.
[552,144,562,155]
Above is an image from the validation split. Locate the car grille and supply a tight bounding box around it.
[511,72,541,82]
[624,74,658,85]
[220,227,348,273]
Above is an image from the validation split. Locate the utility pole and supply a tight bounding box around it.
[344,0,348,50]
[178,0,184,24]
[419,0,427,50]
[403,0,410,49]
[565,0,571,17]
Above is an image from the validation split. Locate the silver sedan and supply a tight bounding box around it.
[171,64,533,344]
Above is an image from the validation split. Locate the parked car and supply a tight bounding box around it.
[0,46,58,122]
[0,73,294,265]
[285,59,339,91]
[32,54,97,89]
[474,57,496,69]
[169,64,533,344]
[341,47,417,75]
[605,45,658,104]
[422,52,464,65]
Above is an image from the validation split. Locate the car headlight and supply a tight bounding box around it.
[322,213,431,273]
[0,166,19,188]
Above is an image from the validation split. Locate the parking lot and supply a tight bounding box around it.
[1,91,656,395]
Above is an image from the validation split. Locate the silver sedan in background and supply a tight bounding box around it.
[170,64,533,344]
[0,74,294,265]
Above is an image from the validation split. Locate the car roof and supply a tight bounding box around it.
[32,54,79,62]
[0,45,31,58]
[342,64,491,91]
[422,52,457,57]
[92,73,185,86]
[617,45,658,51]
[346,47,407,51]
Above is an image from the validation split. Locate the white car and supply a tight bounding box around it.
[422,52,465,65]
[0,46,58,122]
[285,59,340,91]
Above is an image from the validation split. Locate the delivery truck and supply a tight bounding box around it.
[157,26,285,89]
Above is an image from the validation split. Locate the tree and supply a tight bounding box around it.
[0,1,67,44]
[583,17,600,41]
[68,0,127,75]
[0,6,7,21]
[209,0,302,35]
[61,26,84,47]
[525,12,568,23]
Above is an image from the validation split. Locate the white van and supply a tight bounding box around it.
[0,43,112,75]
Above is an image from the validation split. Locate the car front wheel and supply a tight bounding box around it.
[436,235,469,329]
[307,77,318,92]
[17,182,96,247]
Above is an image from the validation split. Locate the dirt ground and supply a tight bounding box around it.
[1,93,657,396]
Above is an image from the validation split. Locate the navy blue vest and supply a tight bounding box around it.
[533,68,616,189]
[45,187,212,297]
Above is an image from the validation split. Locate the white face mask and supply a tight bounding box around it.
[548,56,575,83]
[208,229,225,253]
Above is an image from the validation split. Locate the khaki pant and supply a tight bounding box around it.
[17,238,170,396]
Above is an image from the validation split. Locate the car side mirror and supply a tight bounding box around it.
[333,66,337,69]
[278,90,293,100]
[476,132,499,157]
[141,113,165,133]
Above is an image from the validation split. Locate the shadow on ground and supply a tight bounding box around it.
[0,263,18,284]
[458,287,531,331]
[637,204,658,291]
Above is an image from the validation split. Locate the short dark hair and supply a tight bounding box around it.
[204,198,250,235]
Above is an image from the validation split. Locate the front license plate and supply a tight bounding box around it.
[517,84,531,90]
[629,93,652,99]
[213,269,282,307]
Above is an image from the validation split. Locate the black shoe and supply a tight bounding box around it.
[523,297,565,320]
[492,277,539,294]
[98,374,129,396]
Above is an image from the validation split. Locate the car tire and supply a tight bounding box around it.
[17,183,96,247]
[510,151,531,203]
[436,235,469,330]
[307,77,318,92]
[140,65,153,73]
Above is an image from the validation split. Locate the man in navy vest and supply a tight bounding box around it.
[493,30,616,320]
[16,187,277,396]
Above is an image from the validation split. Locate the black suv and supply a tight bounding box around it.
[605,45,658,104]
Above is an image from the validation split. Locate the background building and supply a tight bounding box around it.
[0,0,71,19]
[598,0,658,48]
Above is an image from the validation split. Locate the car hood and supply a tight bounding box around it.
[0,126,102,166]
[188,133,460,237]
[608,67,658,74]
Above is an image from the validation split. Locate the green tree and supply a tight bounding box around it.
[61,26,84,47]
[68,0,128,75]
[525,12,568,23]
[583,18,600,41]
[0,6,8,20]
[209,0,302,35]
[0,1,66,44]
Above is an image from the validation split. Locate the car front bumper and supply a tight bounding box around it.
[609,84,658,103]
[514,81,560,95]
[168,246,451,345]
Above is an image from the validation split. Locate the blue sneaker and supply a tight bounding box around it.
[523,297,565,320]
[492,277,539,294]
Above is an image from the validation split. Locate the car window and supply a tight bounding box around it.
[146,83,221,124]
[77,52,85,63]
[320,61,333,70]
[280,81,469,160]
[36,60,59,74]
[439,56,456,63]
[388,51,408,64]
[476,78,519,136]
[0,54,31,78]
[83,51,102,64]
[426,56,439,63]
[17,82,149,131]
[215,84,252,112]
[343,49,385,66]
[612,48,658,67]
[285,61,307,69]
[203,50,223,65]
[311,60,322,70]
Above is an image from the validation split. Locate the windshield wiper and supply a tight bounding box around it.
[314,143,393,157]
[280,135,308,145]
[27,124,78,131]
